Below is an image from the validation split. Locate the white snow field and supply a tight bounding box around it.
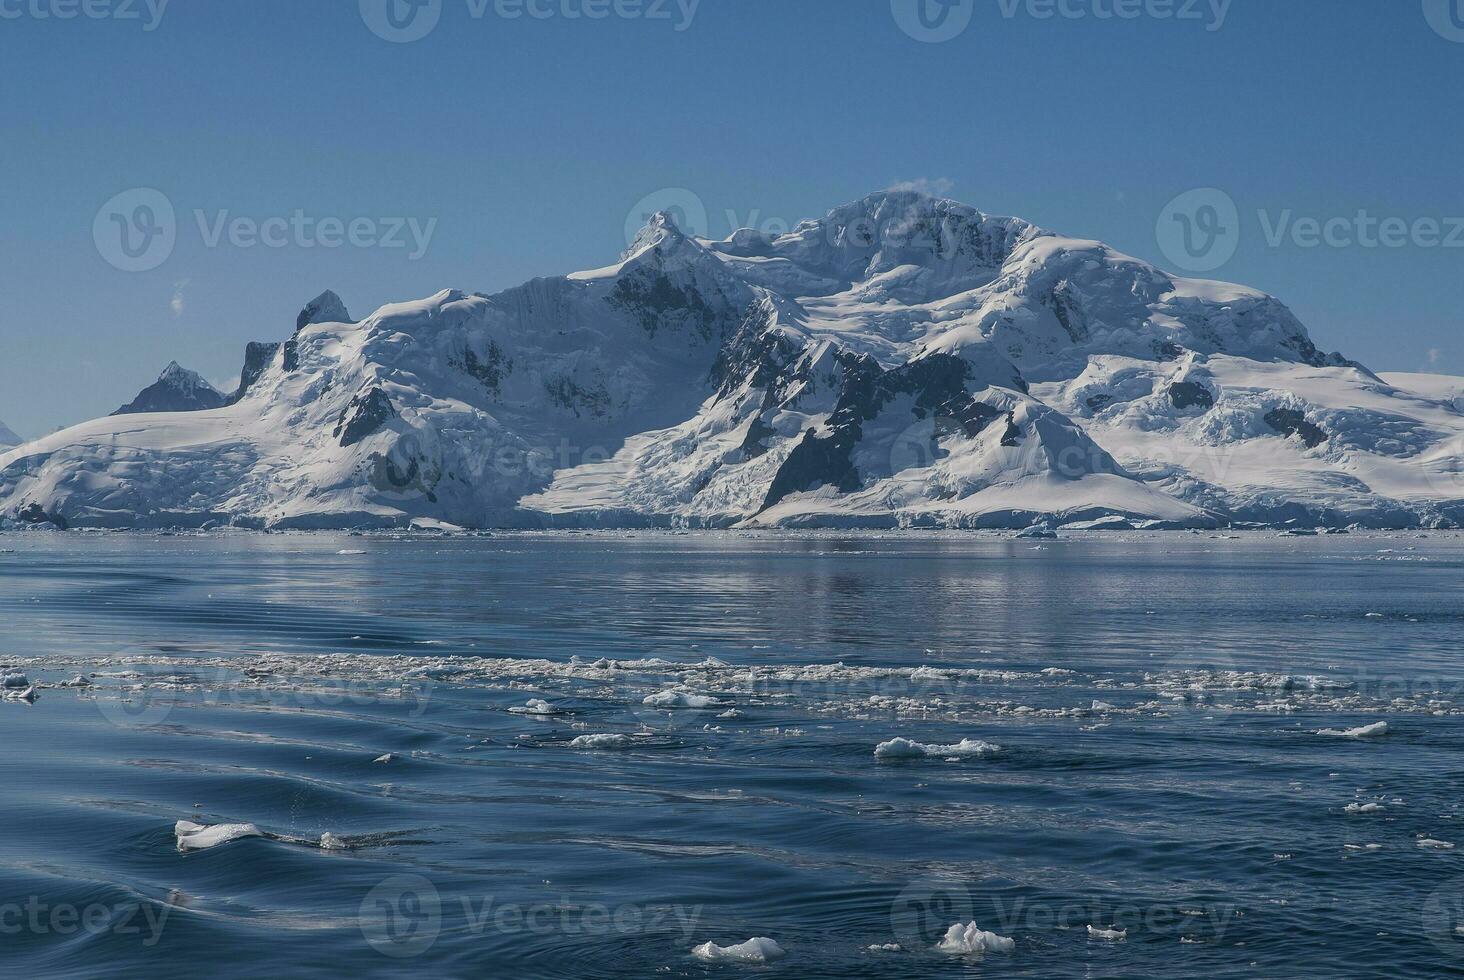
[4,192,1464,530]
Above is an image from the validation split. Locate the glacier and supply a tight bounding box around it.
[3,190,1464,531]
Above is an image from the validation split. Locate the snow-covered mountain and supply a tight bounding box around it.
[3,191,1463,530]
[112,362,227,416]
[0,420,21,448]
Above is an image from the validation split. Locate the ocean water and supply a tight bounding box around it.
[3,530,1464,978]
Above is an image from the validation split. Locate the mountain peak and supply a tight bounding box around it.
[623,209,690,261]
[112,363,225,417]
[296,290,352,334]
[0,420,21,447]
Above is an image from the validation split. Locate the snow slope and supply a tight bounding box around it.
[2,191,1462,529]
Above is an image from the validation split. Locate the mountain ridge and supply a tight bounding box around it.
[3,191,1461,531]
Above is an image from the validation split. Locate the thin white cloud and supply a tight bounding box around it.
[171,279,190,317]
[887,177,955,196]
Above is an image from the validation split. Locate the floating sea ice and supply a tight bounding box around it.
[373,753,395,764]
[690,937,786,962]
[319,832,347,850]
[1344,802,1384,814]
[937,922,1015,955]
[175,820,264,852]
[509,699,561,715]
[568,734,635,751]
[1,672,37,702]
[1418,838,1456,850]
[867,943,903,952]
[875,738,1000,760]
[336,549,367,556]
[1317,722,1389,738]
[60,675,91,688]
[1087,925,1127,941]
[717,708,743,719]
[1092,701,1118,712]
[642,689,725,709]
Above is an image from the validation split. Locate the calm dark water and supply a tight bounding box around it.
[3,530,1464,979]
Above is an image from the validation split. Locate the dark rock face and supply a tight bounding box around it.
[1046,283,1088,343]
[544,375,611,419]
[1266,408,1328,448]
[760,353,1006,513]
[229,342,282,404]
[1085,394,1114,412]
[112,363,227,416]
[710,302,802,401]
[451,341,513,397]
[605,248,747,343]
[1168,381,1215,411]
[281,339,301,373]
[16,502,66,529]
[334,387,397,447]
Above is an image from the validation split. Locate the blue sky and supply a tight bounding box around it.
[2,0,1462,436]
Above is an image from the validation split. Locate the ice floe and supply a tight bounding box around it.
[569,734,636,751]
[175,820,264,851]
[1318,722,1390,738]
[642,689,726,709]
[1087,925,1127,941]
[875,737,1000,760]
[937,922,1015,955]
[690,937,786,962]
[508,698,562,715]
